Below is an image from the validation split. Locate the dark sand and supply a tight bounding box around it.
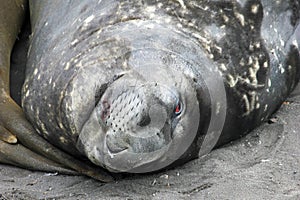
[1,20,299,200]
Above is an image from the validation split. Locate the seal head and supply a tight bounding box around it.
[77,64,200,172]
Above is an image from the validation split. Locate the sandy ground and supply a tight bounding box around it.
[1,21,300,200]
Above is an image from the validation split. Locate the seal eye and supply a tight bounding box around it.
[174,101,182,116]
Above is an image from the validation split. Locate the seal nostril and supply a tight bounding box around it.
[137,115,151,127]
[102,100,110,110]
[101,101,111,120]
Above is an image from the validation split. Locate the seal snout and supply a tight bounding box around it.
[97,79,177,155]
[101,89,146,133]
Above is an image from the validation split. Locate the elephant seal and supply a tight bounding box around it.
[1,0,300,178]
[22,0,300,172]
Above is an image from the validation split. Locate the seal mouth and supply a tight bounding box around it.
[106,142,128,154]
[104,124,171,154]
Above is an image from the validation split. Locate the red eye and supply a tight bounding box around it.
[174,102,182,115]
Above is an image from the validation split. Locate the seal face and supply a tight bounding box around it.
[22,0,299,173]
[77,62,202,172]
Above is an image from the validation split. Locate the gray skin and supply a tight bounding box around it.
[21,0,300,173]
[1,0,299,179]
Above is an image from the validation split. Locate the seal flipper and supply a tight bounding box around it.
[0,126,17,144]
[0,140,77,175]
[0,97,114,182]
[0,1,25,145]
[0,98,76,174]
[0,1,113,182]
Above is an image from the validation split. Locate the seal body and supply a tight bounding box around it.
[22,0,300,173]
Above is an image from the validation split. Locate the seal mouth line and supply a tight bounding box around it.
[106,143,129,154]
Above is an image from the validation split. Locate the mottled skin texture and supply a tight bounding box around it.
[0,0,299,180]
[0,0,113,182]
